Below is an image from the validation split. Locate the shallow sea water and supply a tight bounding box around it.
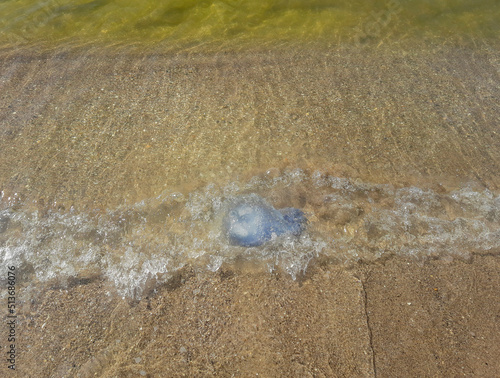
[1,1,500,299]
[0,0,499,50]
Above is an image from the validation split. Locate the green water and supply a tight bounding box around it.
[0,0,498,50]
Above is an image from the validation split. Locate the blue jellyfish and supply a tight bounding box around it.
[223,194,307,247]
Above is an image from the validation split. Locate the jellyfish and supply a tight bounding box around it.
[223,194,307,247]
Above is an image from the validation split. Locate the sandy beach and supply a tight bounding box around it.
[10,256,500,377]
[1,41,500,376]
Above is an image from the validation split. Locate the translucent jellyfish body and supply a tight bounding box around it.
[223,194,307,247]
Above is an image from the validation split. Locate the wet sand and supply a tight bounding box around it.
[1,41,500,376]
[13,256,500,377]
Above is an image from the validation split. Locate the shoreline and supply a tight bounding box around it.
[1,41,500,376]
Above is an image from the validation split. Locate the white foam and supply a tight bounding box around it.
[1,170,499,298]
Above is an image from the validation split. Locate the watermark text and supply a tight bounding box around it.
[6,266,16,370]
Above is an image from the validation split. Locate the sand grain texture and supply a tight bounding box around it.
[1,42,500,376]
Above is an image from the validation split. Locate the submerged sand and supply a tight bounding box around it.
[1,41,500,376]
[1,43,499,209]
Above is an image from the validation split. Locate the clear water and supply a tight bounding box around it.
[1,1,499,299]
[1,169,499,298]
[0,0,498,50]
